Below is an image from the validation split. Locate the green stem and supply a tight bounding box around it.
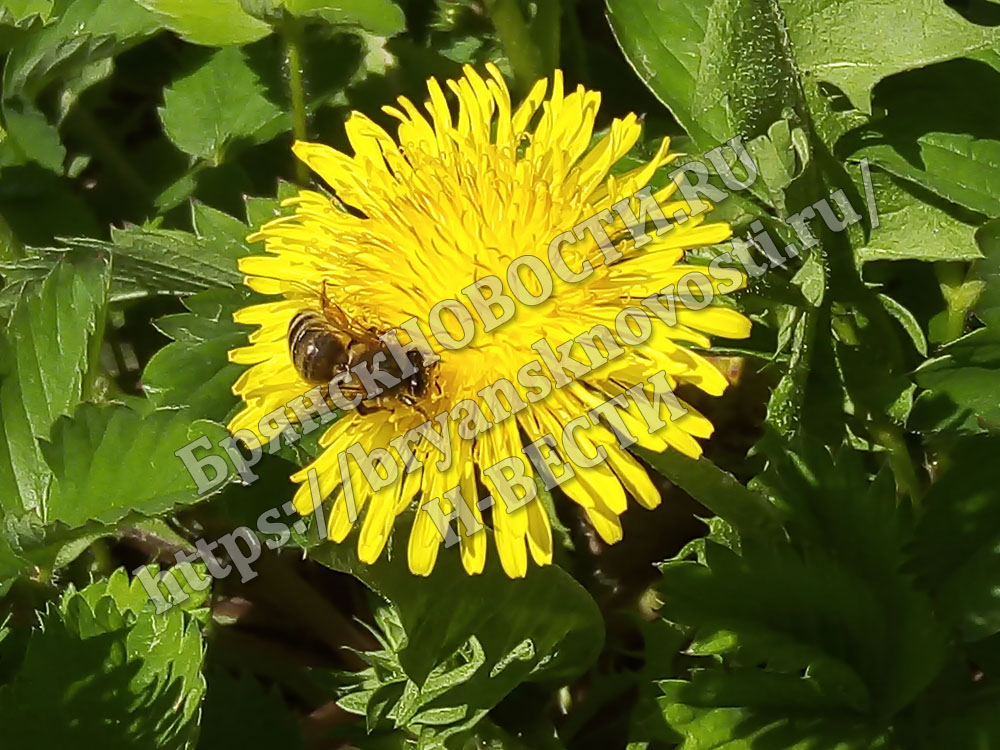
[936,261,980,344]
[531,0,561,72]
[563,0,588,81]
[283,14,309,185]
[834,313,922,505]
[249,552,376,668]
[635,447,785,542]
[486,0,546,94]
[871,420,921,509]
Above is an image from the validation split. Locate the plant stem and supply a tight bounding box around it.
[871,420,921,508]
[532,0,561,72]
[834,313,922,505]
[936,261,981,344]
[635,447,785,542]
[250,552,376,667]
[486,0,546,94]
[283,14,309,185]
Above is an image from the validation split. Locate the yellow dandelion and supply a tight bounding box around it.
[228,64,751,578]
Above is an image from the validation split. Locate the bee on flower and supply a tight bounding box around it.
[228,64,751,578]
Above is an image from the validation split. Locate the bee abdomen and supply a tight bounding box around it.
[288,312,349,383]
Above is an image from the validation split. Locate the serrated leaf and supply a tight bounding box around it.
[608,0,1000,160]
[2,0,159,99]
[0,0,54,25]
[282,0,405,35]
[0,251,109,516]
[855,168,983,264]
[69,222,248,295]
[135,0,272,46]
[1,97,64,171]
[607,0,804,152]
[0,534,30,592]
[244,179,298,227]
[658,439,948,735]
[159,46,284,163]
[197,668,304,749]
[910,435,1000,641]
[41,404,231,528]
[191,200,253,251]
[782,0,1000,113]
[312,522,604,708]
[6,254,109,440]
[0,569,206,748]
[849,58,1000,218]
[858,135,1000,220]
[0,370,50,518]
[143,286,252,421]
[658,677,887,750]
[913,327,1000,431]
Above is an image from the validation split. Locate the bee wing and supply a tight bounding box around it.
[322,301,384,347]
[290,278,384,346]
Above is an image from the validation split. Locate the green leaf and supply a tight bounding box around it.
[848,58,1000,218]
[6,253,109,441]
[910,435,1000,641]
[608,0,1000,158]
[0,534,30,592]
[0,0,54,26]
[0,251,110,516]
[41,403,231,528]
[974,218,1000,328]
[877,294,927,357]
[855,168,983,264]
[781,0,1000,113]
[143,286,253,422]
[0,568,206,748]
[159,46,284,164]
[282,0,405,36]
[658,674,887,750]
[913,327,1000,431]
[311,520,604,697]
[340,610,491,738]
[0,365,51,518]
[245,180,298,227]
[606,0,804,151]
[0,98,64,172]
[657,440,949,742]
[69,221,249,295]
[135,0,272,46]
[2,0,159,99]
[197,668,304,749]
[856,136,1000,220]
[834,300,918,424]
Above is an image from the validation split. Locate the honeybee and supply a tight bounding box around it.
[287,285,436,416]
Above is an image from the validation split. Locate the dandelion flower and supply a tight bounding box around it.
[228,64,751,578]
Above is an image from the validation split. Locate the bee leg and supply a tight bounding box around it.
[357,399,383,416]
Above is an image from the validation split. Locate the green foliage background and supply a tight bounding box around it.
[0,0,998,748]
